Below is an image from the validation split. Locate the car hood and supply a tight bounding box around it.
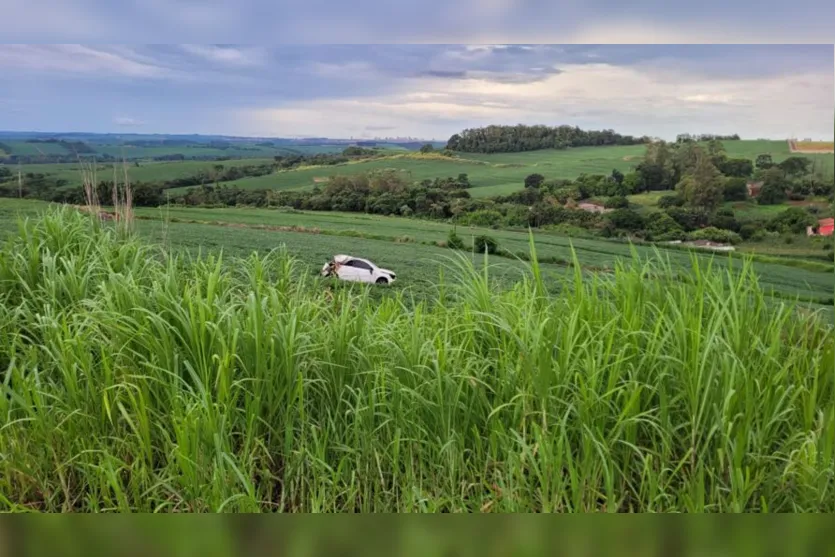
[378,268,396,277]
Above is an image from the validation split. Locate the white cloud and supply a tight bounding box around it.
[114,116,144,127]
[236,61,834,140]
[181,45,265,67]
[0,45,169,78]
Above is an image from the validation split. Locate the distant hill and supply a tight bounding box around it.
[0,131,443,164]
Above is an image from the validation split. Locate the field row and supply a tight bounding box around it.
[2,208,833,511]
[2,199,830,310]
[201,140,835,196]
[9,140,832,199]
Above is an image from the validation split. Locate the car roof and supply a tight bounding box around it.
[334,254,373,265]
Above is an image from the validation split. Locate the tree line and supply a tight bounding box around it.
[446,125,650,153]
[675,133,741,143]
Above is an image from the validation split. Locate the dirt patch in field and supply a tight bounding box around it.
[788,139,834,154]
[622,156,637,161]
[313,177,329,183]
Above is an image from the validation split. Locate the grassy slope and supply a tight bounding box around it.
[8,140,832,197]
[2,199,830,308]
[2,208,833,512]
[17,158,276,188]
[217,140,835,197]
[0,141,349,160]
[1,141,71,156]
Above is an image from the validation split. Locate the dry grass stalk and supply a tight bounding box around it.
[78,156,100,216]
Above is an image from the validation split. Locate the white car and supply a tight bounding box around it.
[321,255,397,284]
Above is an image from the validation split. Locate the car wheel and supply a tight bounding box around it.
[375,277,388,284]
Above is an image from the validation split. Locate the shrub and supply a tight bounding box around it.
[723,177,748,201]
[767,207,816,234]
[688,227,742,245]
[757,169,787,205]
[606,209,645,232]
[708,209,741,232]
[604,196,629,209]
[658,195,684,209]
[664,207,709,231]
[524,173,545,189]
[459,209,504,227]
[447,228,465,250]
[645,211,685,241]
[473,234,499,254]
[739,222,765,241]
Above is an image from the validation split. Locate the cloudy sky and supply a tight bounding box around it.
[1,44,832,141]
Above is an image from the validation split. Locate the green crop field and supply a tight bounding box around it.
[1,140,73,156]
[7,140,831,199]
[206,140,834,197]
[3,199,831,309]
[0,140,351,160]
[14,158,277,189]
[1,203,833,512]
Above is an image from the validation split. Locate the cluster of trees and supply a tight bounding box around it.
[628,140,828,208]
[273,147,384,170]
[175,172,478,219]
[676,134,740,143]
[446,125,649,153]
[162,163,274,189]
[0,171,68,199]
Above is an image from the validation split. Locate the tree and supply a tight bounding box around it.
[637,141,674,190]
[708,208,740,232]
[524,173,545,189]
[610,169,624,185]
[474,235,499,254]
[706,139,726,165]
[419,143,435,154]
[645,211,685,241]
[672,142,702,182]
[606,208,645,232]
[604,196,629,209]
[717,158,753,177]
[658,194,684,208]
[665,207,710,231]
[677,152,724,210]
[723,177,748,201]
[689,227,742,245]
[758,168,787,205]
[622,172,643,194]
[755,154,774,170]
[777,156,812,177]
[767,207,815,234]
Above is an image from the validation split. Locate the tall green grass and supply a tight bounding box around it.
[1,208,833,512]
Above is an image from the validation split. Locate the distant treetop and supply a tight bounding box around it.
[446,124,650,154]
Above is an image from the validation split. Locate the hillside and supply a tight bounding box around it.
[2,199,831,310]
[1,204,833,512]
[216,140,833,197]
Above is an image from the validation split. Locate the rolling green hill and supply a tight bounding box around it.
[214,140,833,197]
[3,199,830,310]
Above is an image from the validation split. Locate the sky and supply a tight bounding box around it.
[0,44,832,141]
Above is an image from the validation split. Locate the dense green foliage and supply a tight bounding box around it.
[446,125,649,153]
[473,234,499,254]
[1,209,832,512]
[688,226,742,245]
